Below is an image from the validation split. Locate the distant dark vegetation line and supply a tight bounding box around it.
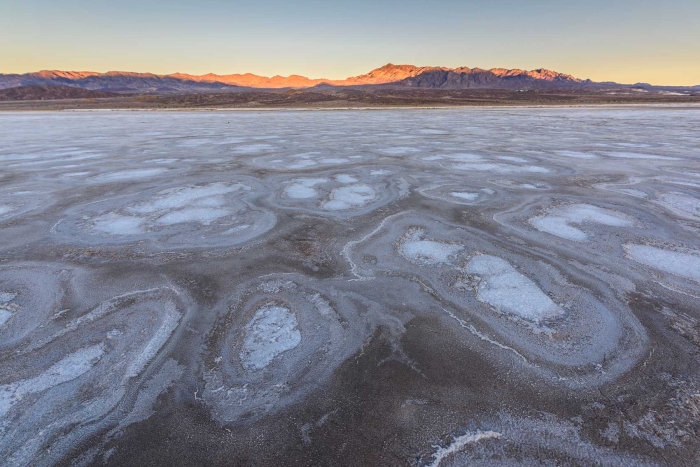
[1,87,699,109]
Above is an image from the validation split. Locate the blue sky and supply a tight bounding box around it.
[1,0,698,85]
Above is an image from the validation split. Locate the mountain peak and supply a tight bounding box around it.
[0,64,600,93]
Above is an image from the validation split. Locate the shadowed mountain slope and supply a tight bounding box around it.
[0,64,695,94]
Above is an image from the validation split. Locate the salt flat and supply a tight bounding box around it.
[1,107,699,466]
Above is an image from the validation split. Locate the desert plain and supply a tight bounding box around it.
[1,106,700,466]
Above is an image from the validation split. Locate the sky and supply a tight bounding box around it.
[1,0,699,86]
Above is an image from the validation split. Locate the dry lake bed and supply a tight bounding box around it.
[1,107,700,466]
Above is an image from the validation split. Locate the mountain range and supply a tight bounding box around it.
[0,64,696,94]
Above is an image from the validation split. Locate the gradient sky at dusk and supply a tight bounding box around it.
[2,0,698,85]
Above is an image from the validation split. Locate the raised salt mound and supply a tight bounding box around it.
[322,184,377,211]
[464,255,563,323]
[397,228,463,266]
[203,274,376,423]
[0,292,16,328]
[417,182,495,206]
[625,244,700,283]
[419,412,657,467]
[0,205,14,217]
[56,180,276,249]
[344,212,646,385]
[529,204,633,242]
[451,192,479,201]
[335,174,359,184]
[284,178,328,199]
[0,188,54,224]
[0,265,64,350]
[655,192,700,221]
[270,168,405,218]
[0,266,188,467]
[0,345,105,418]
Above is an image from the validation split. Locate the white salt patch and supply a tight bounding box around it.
[130,183,240,213]
[125,307,180,378]
[0,344,104,416]
[287,159,318,169]
[322,184,376,211]
[92,213,144,235]
[556,204,632,227]
[664,179,700,189]
[0,292,16,303]
[95,168,166,182]
[285,185,317,199]
[454,163,503,171]
[465,255,562,323]
[234,144,274,153]
[656,192,700,220]
[178,138,212,147]
[625,244,700,282]
[450,192,479,201]
[156,208,230,225]
[605,152,681,161]
[616,142,652,148]
[319,157,350,164]
[222,224,250,235]
[192,196,226,208]
[284,178,327,199]
[523,165,551,173]
[398,230,463,266]
[292,152,320,158]
[531,217,587,241]
[370,170,391,176]
[335,174,358,184]
[454,163,550,174]
[0,205,15,217]
[426,430,502,467]
[529,204,633,241]
[0,309,11,328]
[0,154,43,162]
[421,155,445,161]
[620,188,647,198]
[498,156,528,163]
[449,154,484,162]
[213,137,245,145]
[240,305,301,371]
[555,151,598,159]
[151,158,178,164]
[0,292,16,327]
[380,147,419,155]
